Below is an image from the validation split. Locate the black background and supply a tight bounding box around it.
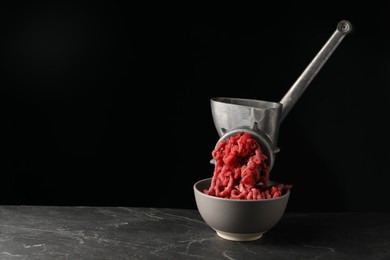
[1,2,389,212]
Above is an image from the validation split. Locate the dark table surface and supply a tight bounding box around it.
[0,206,389,259]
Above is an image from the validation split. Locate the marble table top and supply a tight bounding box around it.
[0,206,388,259]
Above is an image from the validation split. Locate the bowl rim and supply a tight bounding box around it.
[194,177,290,202]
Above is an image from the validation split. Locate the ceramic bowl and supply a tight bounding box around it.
[193,178,290,241]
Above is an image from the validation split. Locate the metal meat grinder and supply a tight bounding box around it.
[210,20,352,170]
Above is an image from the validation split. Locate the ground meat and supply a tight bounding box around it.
[204,132,292,200]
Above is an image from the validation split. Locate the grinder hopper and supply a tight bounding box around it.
[211,20,352,170]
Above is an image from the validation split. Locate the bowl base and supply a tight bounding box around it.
[215,230,263,241]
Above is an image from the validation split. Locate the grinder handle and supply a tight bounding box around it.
[279,20,352,122]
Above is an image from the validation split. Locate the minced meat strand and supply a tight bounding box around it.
[204,132,292,200]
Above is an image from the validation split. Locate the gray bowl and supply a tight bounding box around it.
[194,178,290,241]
